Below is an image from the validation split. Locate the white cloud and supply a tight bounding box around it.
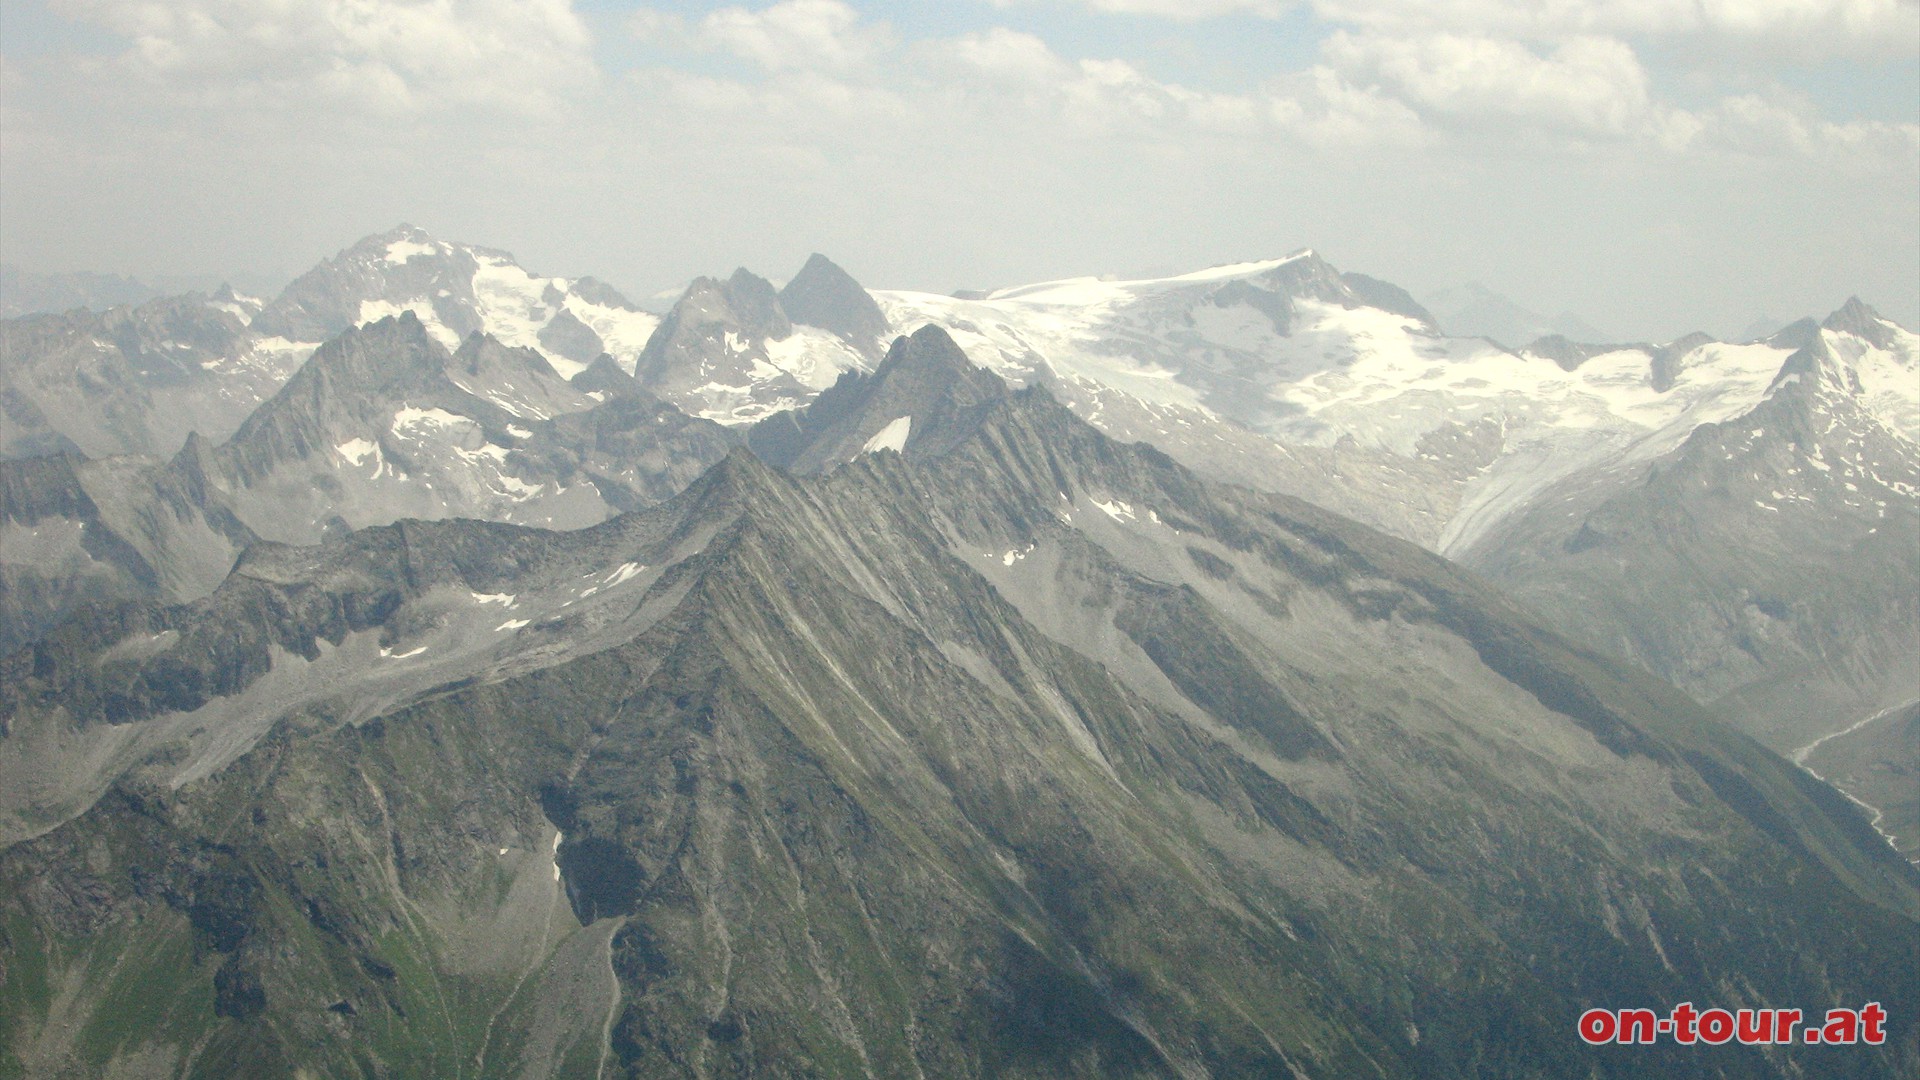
[968,0,1915,158]
[697,0,894,72]
[1270,66,1431,148]
[7,0,1916,339]
[951,27,1073,84]
[49,0,595,113]
[932,25,1424,145]
[1058,0,1292,18]
[622,4,1914,157]
[1697,92,1920,157]
[1310,0,1919,56]
[1319,27,1919,153]
[1325,31,1660,138]
[634,0,894,74]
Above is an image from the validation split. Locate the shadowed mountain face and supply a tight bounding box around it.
[0,291,302,461]
[746,324,1010,471]
[3,330,1914,1079]
[199,313,737,542]
[0,226,665,466]
[0,314,738,661]
[6,235,1913,862]
[206,312,616,543]
[0,445,259,658]
[1460,309,1920,756]
[632,256,889,426]
[776,253,892,360]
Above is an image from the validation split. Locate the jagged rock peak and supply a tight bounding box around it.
[1338,271,1440,331]
[446,330,558,396]
[778,253,890,357]
[572,352,641,397]
[251,225,485,344]
[659,269,792,342]
[726,268,788,335]
[567,275,640,312]
[1824,296,1881,332]
[745,325,1007,471]
[1767,317,1822,352]
[351,222,516,262]
[1255,249,1348,300]
[169,429,218,475]
[877,324,1007,400]
[668,440,794,516]
[1650,331,1715,391]
[1524,334,1605,372]
[331,223,495,267]
[257,312,448,409]
[1196,251,1439,336]
[1823,296,1901,350]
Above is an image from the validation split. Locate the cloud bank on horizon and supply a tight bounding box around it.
[3,0,1916,340]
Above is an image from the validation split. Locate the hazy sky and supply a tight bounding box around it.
[3,0,1916,340]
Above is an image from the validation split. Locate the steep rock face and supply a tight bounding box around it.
[3,332,1915,1078]
[570,352,643,400]
[1825,296,1905,351]
[0,454,153,656]
[1336,272,1439,330]
[1650,331,1717,391]
[1462,316,1920,756]
[632,261,885,425]
[209,314,730,542]
[0,292,306,461]
[777,253,894,359]
[1523,334,1643,373]
[252,226,486,344]
[526,390,742,515]
[746,325,1009,471]
[0,445,257,657]
[0,225,660,464]
[0,315,736,659]
[203,313,657,544]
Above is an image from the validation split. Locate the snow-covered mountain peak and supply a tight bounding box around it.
[1803,303,1919,443]
[250,225,658,383]
[980,250,1324,307]
[874,252,1853,553]
[632,260,884,426]
[1822,296,1908,353]
[208,283,265,326]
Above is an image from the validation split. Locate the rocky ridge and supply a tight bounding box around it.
[1,329,1915,1077]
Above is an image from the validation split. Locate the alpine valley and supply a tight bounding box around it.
[1,228,1915,1079]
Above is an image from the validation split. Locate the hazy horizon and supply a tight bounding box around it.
[3,0,1916,342]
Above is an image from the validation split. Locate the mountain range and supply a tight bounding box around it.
[2,227,1915,1077]
[1419,282,1613,348]
[0,266,164,322]
[6,224,1912,812]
